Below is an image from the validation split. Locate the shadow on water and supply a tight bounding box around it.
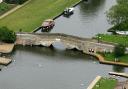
[14,46,93,61]
[113,65,125,73]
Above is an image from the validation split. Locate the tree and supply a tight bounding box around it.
[114,44,125,57]
[107,0,128,25]
[0,27,16,43]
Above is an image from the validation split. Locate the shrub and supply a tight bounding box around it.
[0,27,16,43]
[114,44,126,57]
[0,2,9,12]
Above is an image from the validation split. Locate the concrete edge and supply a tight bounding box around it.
[87,76,101,89]
[92,53,128,67]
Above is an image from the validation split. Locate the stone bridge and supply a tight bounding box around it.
[16,33,114,54]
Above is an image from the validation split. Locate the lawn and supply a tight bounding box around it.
[93,78,117,89]
[102,53,128,63]
[96,34,128,47]
[0,0,80,32]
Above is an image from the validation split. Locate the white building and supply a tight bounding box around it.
[0,0,3,3]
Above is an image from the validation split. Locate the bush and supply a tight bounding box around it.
[114,44,126,57]
[0,2,9,12]
[0,27,16,43]
[5,0,28,4]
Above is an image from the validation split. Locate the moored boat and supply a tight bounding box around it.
[42,19,55,32]
[63,7,74,16]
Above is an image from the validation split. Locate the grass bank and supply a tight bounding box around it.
[102,53,128,63]
[96,34,128,47]
[0,0,80,32]
[93,77,117,89]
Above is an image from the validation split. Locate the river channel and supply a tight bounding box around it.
[1,0,128,89]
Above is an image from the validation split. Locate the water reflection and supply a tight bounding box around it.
[113,66,125,72]
[15,46,91,61]
[79,0,106,17]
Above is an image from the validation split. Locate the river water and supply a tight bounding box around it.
[1,0,128,89]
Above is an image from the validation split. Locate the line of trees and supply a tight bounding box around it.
[0,27,16,43]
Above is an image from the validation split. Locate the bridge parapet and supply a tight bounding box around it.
[16,33,115,54]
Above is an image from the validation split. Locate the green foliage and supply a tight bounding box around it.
[101,52,128,63]
[108,21,128,31]
[93,78,117,89]
[0,2,9,12]
[0,27,16,43]
[5,0,28,4]
[114,44,125,57]
[107,0,128,25]
[97,34,128,47]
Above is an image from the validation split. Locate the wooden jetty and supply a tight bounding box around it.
[109,72,128,78]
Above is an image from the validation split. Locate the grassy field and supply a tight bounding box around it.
[96,34,128,47]
[93,78,117,89]
[102,53,128,63]
[0,0,80,32]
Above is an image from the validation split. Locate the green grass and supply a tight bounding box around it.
[0,0,80,32]
[102,53,128,63]
[0,2,16,15]
[93,78,117,89]
[96,34,128,47]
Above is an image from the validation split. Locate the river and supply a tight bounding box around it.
[0,0,128,89]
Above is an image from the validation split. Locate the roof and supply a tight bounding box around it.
[42,19,54,27]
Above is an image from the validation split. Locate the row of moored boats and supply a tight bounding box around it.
[41,7,74,32]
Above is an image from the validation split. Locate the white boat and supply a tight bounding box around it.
[116,31,128,35]
[63,7,74,15]
[0,0,3,3]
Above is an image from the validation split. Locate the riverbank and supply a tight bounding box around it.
[0,43,14,53]
[87,76,101,89]
[0,0,81,32]
[93,53,128,67]
[0,43,13,65]
[0,57,12,65]
[89,77,117,89]
[95,34,128,47]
